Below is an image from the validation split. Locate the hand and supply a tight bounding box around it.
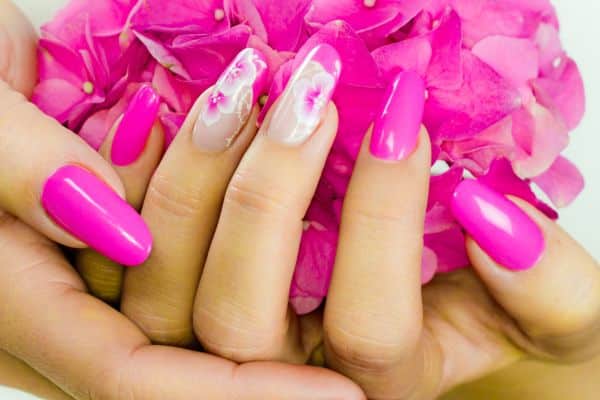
[0,0,152,267]
[321,75,600,399]
[0,3,364,399]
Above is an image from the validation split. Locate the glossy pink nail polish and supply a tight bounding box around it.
[194,48,269,152]
[42,165,153,266]
[111,85,161,166]
[451,180,545,271]
[370,71,425,161]
[268,44,342,145]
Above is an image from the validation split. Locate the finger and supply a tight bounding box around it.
[324,72,434,398]
[194,44,341,363]
[0,81,152,266]
[77,86,164,303]
[0,350,72,400]
[0,0,38,96]
[0,216,364,400]
[121,48,269,346]
[453,180,600,361]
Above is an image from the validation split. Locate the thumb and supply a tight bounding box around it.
[452,180,600,361]
[0,0,38,97]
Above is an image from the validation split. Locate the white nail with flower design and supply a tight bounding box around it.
[193,48,269,152]
[268,44,342,146]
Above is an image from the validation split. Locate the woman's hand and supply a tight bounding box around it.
[0,0,151,266]
[322,75,600,398]
[0,3,365,399]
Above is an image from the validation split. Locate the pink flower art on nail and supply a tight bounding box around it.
[202,48,267,128]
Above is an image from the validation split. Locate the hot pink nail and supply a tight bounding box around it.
[111,85,160,166]
[370,71,425,161]
[42,165,153,266]
[451,180,545,271]
[194,48,269,152]
[268,44,342,145]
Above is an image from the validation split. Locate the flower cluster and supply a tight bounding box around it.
[34,0,585,314]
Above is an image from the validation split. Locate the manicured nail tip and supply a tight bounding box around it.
[370,71,425,161]
[42,165,153,267]
[194,48,269,152]
[451,180,545,271]
[111,85,160,166]
[268,44,342,146]
[309,43,343,81]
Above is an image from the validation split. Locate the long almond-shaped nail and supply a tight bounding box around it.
[111,85,161,166]
[268,44,342,146]
[193,48,269,152]
[451,180,545,271]
[371,71,425,161]
[42,165,153,266]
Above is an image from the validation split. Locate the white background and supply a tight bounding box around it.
[2,0,600,398]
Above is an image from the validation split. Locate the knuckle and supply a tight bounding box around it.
[122,300,194,347]
[325,324,421,373]
[145,172,206,219]
[224,169,298,218]
[194,304,283,362]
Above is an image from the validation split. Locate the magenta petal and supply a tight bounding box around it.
[32,79,88,122]
[135,32,192,80]
[426,10,463,90]
[290,222,338,315]
[532,57,586,130]
[42,0,135,48]
[226,0,268,42]
[512,103,569,179]
[425,50,521,142]
[79,109,111,150]
[131,0,229,34]
[425,227,470,274]
[372,37,432,80]
[252,0,312,51]
[306,0,423,47]
[170,25,252,84]
[472,36,539,88]
[533,156,585,208]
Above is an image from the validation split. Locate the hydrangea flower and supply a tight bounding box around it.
[35,0,586,315]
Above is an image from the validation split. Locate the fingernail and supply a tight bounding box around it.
[451,180,545,271]
[370,71,425,161]
[42,165,153,266]
[268,44,341,146]
[111,85,160,166]
[193,48,269,152]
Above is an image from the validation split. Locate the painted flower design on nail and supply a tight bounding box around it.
[292,66,336,129]
[202,49,260,127]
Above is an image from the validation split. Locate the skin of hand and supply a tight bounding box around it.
[0,3,366,399]
[71,35,600,400]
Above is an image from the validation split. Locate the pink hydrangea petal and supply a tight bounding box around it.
[532,57,586,130]
[79,109,111,150]
[426,10,463,90]
[32,79,88,122]
[290,222,338,315]
[160,112,187,147]
[226,0,269,42]
[37,38,88,85]
[472,36,539,88]
[42,0,135,48]
[512,103,569,179]
[306,0,423,48]
[535,23,562,70]
[253,0,312,51]
[372,37,432,80]
[131,0,229,34]
[532,156,585,208]
[425,50,521,142]
[425,227,470,274]
[170,25,252,84]
[135,32,192,80]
